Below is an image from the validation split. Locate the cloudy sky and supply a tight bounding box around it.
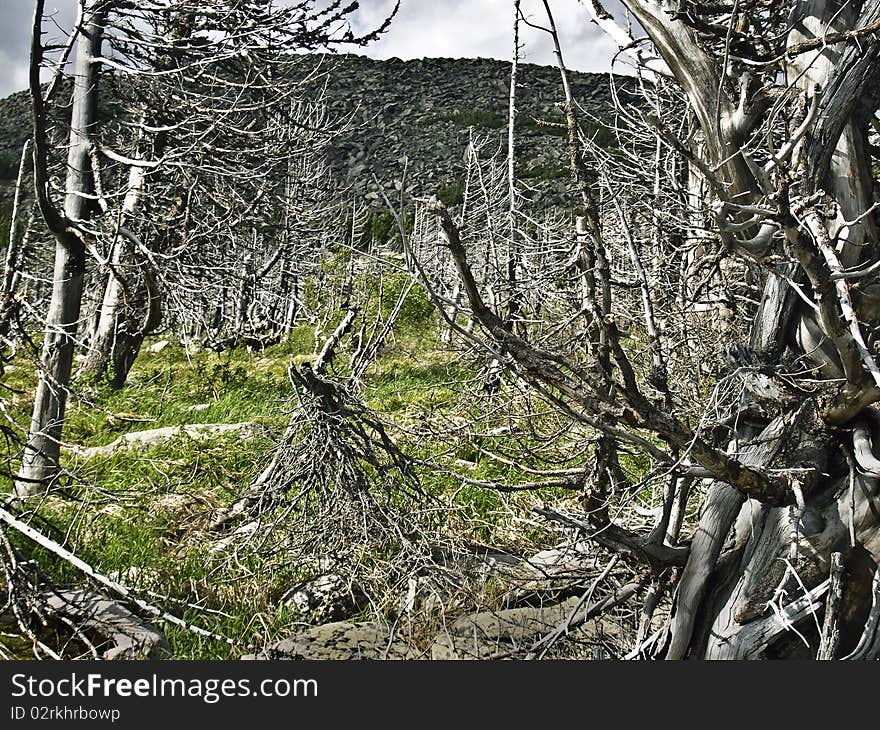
[0,0,621,99]
[351,0,619,71]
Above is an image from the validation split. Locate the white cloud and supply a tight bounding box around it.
[352,0,619,73]
[0,0,623,100]
[0,1,78,99]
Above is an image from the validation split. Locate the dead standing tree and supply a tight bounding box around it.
[17,0,107,496]
[15,0,397,496]
[420,0,880,658]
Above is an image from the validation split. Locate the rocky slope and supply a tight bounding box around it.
[320,54,625,206]
[0,54,625,207]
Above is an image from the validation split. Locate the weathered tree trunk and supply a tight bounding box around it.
[651,0,880,659]
[16,0,105,496]
[283,273,300,335]
[81,262,160,390]
[2,141,32,297]
[446,0,880,660]
[79,162,145,386]
[77,7,197,387]
[80,242,125,383]
[79,242,162,390]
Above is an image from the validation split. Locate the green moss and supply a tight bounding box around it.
[436,177,466,206]
[518,117,567,138]
[419,109,506,129]
[521,162,569,181]
[517,117,615,147]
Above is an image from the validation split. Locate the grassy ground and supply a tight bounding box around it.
[2,310,562,658]
[2,264,641,658]
[2,335,300,656]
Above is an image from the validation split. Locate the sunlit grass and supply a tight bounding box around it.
[1,301,584,657]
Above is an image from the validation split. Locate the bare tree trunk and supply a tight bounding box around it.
[2,140,32,296]
[283,273,300,335]
[484,0,522,392]
[78,11,199,384]
[630,0,880,659]
[79,160,148,386]
[16,0,105,496]
[80,242,124,383]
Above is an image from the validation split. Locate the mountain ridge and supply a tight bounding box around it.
[0,54,625,208]
[321,54,624,206]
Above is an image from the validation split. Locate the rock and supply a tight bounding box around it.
[148,340,170,353]
[41,589,169,660]
[522,541,598,575]
[314,54,630,207]
[430,597,619,659]
[0,55,623,215]
[281,574,366,624]
[498,543,604,606]
[68,422,259,460]
[242,621,421,660]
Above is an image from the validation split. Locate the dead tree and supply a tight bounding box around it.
[416,0,880,659]
[16,0,107,496]
[15,0,397,495]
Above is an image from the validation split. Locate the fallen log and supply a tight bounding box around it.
[68,422,260,460]
[40,588,169,659]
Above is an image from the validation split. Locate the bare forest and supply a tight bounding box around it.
[1,0,879,661]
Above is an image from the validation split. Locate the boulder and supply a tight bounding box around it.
[281,574,366,624]
[430,597,619,659]
[243,621,421,660]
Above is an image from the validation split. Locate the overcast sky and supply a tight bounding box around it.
[0,0,620,99]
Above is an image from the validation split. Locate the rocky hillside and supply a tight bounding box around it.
[320,55,625,206]
[0,54,625,208]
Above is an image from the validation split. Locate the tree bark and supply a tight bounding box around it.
[16,0,106,496]
[613,0,880,659]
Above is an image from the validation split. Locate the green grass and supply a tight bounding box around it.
[0,322,465,655]
[65,353,291,447]
[1,333,318,657]
[1,306,595,657]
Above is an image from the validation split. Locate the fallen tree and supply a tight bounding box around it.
[68,422,260,461]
